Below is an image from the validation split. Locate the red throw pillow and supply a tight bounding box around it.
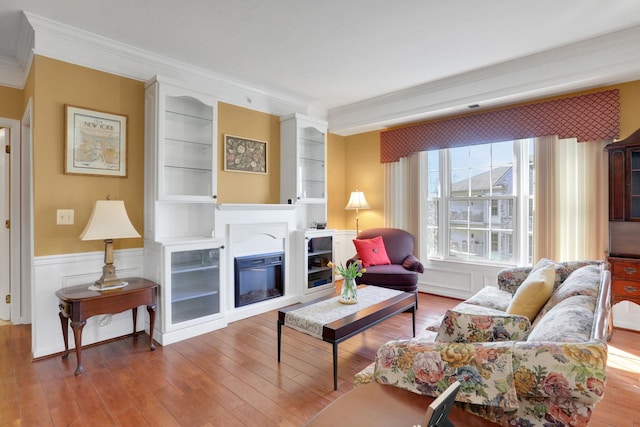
[353,236,391,267]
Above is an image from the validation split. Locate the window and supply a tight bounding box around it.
[423,139,533,265]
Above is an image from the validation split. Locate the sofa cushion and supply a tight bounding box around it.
[506,263,555,321]
[464,286,513,311]
[527,295,596,343]
[353,236,391,267]
[436,303,531,343]
[535,264,602,322]
[355,264,418,289]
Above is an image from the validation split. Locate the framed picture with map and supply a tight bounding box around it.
[64,105,128,177]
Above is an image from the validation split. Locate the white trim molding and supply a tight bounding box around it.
[22,12,309,118]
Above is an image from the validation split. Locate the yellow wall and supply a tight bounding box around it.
[217,102,280,204]
[339,81,640,230]
[33,56,145,256]
[0,85,23,120]
[326,133,346,229]
[342,130,385,231]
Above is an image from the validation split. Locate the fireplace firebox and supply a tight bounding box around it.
[234,252,284,307]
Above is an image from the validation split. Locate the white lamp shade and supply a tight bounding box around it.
[79,200,141,241]
[345,191,371,210]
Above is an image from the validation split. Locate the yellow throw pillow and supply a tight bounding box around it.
[506,264,555,321]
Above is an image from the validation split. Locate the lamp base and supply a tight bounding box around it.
[93,262,124,289]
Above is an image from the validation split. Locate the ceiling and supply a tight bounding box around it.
[2,0,640,134]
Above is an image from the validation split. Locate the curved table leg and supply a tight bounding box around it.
[132,306,138,339]
[59,311,70,360]
[71,320,86,376]
[146,304,157,351]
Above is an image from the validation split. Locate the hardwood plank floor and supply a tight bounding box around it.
[1,292,638,426]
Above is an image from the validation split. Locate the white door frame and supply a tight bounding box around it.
[0,116,21,323]
[17,99,33,324]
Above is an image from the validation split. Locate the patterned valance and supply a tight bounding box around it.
[380,89,620,163]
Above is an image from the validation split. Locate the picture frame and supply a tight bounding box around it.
[64,105,128,177]
[224,134,267,174]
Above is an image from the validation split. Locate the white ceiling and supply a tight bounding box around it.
[2,0,640,134]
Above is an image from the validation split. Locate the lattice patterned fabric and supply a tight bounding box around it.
[380,89,619,163]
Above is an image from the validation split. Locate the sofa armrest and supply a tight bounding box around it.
[401,254,424,273]
[497,266,532,293]
[373,338,519,410]
[436,305,531,343]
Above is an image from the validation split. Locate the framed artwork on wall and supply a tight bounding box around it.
[64,105,128,177]
[224,134,267,174]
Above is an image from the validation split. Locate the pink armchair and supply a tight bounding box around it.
[348,228,423,307]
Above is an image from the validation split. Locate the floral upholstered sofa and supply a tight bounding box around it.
[354,259,612,427]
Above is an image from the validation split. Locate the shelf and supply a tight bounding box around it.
[171,301,219,324]
[172,284,219,303]
[309,250,332,257]
[164,164,213,173]
[300,156,324,164]
[308,266,331,274]
[171,262,219,274]
[165,110,213,126]
[165,137,213,147]
[300,136,324,145]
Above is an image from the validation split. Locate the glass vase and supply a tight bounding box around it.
[339,277,358,304]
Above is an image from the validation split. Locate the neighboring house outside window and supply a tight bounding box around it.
[423,139,534,266]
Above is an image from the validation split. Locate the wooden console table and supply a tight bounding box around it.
[56,277,158,376]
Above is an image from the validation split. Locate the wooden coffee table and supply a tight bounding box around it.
[277,286,416,390]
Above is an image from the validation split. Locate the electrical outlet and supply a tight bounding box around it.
[57,209,74,225]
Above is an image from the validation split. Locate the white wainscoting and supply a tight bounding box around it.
[418,259,503,301]
[32,248,144,359]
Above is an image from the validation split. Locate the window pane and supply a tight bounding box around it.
[449,228,468,256]
[450,200,469,223]
[492,199,514,229]
[490,231,513,262]
[470,144,491,167]
[450,146,468,169]
[450,169,469,197]
[469,230,487,258]
[427,171,440,197]
[427,151,439,171]
[427,228,439,256]
[492,140,513,165]
[469,167,491,195]
[469,200,487,226]
[427,200,439,226]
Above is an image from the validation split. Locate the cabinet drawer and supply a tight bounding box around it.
[612,279,640,299]
[611,260,640,280]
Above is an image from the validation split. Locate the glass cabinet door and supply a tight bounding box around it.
[630,148,640,219]
[306,235,333,291]
[169,247,220,325]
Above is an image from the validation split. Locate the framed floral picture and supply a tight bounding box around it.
[224,134,267,174]
[64,105,128,177]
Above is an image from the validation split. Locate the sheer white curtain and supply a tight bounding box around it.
[534,136,609,261]
[384,152,421,250]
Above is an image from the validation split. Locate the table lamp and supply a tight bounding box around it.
[80,198,140,289]
[345,189,370,235]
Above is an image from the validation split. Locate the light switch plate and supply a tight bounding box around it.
[57,209,74,225]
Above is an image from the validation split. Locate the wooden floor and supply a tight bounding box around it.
[1,292,639,426]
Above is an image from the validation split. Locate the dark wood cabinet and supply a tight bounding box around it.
[606,129,640,221]
[606,128,640,309]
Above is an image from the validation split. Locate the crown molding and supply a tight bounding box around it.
[22,12,309,117]
[328,24,640,136]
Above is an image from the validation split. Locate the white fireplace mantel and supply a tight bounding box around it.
[214,204,301,322]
